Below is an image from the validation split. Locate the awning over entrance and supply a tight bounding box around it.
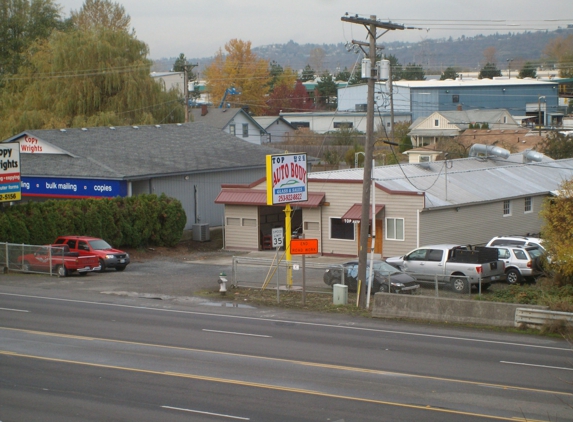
[215,188,325,207]
[341,203,385,223]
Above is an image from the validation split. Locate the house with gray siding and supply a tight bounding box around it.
[215,150,573,257]
[190,106,267,145]
[3,123,282,230]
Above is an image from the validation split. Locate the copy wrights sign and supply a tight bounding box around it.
[266,153,307,205]
[0,145,21,202]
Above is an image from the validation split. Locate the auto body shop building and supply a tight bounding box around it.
[3,123,282,230]
[215,150,573,257]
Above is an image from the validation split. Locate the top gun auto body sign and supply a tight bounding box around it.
[266,153,308,205]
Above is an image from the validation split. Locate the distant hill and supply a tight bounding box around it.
[153,28,573,76]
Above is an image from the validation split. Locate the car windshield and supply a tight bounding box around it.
[372,261,401,275]
[88,239,112,250]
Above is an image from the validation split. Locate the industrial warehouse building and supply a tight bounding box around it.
[2,123,283,231]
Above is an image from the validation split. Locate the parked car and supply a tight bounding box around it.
[487,245,544,284]
[53,236,130,271]
[323,260,419,294]
[486,236,545,251]
[386,244,505,293]
[17,244,100,277]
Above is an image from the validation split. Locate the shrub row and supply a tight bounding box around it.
[0,194,187,248]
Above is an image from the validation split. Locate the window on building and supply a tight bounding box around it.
[386,218,404,240]
[503,200,511,216]
[226,217,240,226]
[229,124,236,135]
[334,122,353,129]
[242,218,256,227]
[434,119,439,127]
[452,95,459,103]
[330,218,354,240]
[524,196,532,213]
[242,124,248,138]
[419,155,431,163]
[291,122,310,129]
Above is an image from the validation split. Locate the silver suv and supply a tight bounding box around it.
[486,236,545,251]
[487,245,544,284]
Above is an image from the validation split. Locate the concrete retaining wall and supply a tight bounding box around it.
[371,293,548,327]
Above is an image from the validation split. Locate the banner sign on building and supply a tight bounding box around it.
[266,153,308,205]
[21,177,127,199]
[0,145,21,202]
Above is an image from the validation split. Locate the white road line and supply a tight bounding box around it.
[0,292,569,352]
[162,405,250,420]
[0,307,29,313]
[500,361,573,371]
[203,329,271,338]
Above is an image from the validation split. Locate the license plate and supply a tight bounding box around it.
[119,259,125,263]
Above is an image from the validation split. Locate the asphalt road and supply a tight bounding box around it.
[1,256,572,421]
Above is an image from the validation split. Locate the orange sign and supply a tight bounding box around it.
[290,239,318,255]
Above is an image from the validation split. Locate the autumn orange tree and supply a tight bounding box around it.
[203,39,271,115]
[544,34,573,78]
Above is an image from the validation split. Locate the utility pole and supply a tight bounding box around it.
[341,14,410,308]
[183,62,199,123]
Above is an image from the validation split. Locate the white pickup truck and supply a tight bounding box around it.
[386,244,506,293]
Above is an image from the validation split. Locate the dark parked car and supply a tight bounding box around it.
[323,260,419,294]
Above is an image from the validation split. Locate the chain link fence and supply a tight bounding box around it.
[1,242,68,276]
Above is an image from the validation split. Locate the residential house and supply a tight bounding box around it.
[190,106,268,145]
[252,116,297,143]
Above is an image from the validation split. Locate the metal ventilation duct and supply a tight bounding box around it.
[468,144,510,159]
[523,149,543,163]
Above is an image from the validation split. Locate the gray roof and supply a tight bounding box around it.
[253,116,296,130]
[5,123,280,180]
[310,153,573,209]
[190,107,265,131]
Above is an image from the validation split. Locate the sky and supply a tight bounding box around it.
[57,0,573,60]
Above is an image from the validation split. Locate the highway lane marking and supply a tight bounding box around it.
[0,307,29,313]
[203,329,271,338]
[0,292,569,352]
[162,405,250,420]
[0,326,571,398]
[0,350,552,422]
[501,361,573,371]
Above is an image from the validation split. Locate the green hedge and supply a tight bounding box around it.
[0,194,187,248]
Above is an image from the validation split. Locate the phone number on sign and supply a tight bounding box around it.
[278,193,302,202]
[0,193,18,201]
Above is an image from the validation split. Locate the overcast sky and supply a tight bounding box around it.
[57,0,572,60]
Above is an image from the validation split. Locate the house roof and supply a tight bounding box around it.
[457,129,544,153]
[190,107,266,131]
[253,116,296,130]
[309,153,573,209]
[3,123,280,180]
[214,188,325,207]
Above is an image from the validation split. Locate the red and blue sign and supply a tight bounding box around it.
[21,177,127,199]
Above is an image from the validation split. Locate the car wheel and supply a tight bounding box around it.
[98,259,106,272]
[115,265,126,272]
[506,269,522,285]
[22,261,31,272]
[379,283,390,293]
[451,276,469,294]
[56,265,67,277]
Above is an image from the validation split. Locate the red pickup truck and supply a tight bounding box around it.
[53,236,130,271]
[18,245,100,277]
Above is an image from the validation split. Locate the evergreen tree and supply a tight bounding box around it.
[316,71,337,109]
[518,62,537,78]
[172,53,187,72]
[301,64,315,82]
[440,67,459,80]
[401,63,426,80]
[478,62,502,79]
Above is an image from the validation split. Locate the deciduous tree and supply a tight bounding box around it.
[540,178,573,284]
[203,39,271,115]
[540,131,573,159]
[0,23,183,138]
[70,0,131,33]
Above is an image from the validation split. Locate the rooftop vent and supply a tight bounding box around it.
[60,129,66,132]
[81,128,88,131]
[468,144,510,159]
[155,125,161,128]
[523,149,543,163]
[109,127,115,130]
[132,126,139,129]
